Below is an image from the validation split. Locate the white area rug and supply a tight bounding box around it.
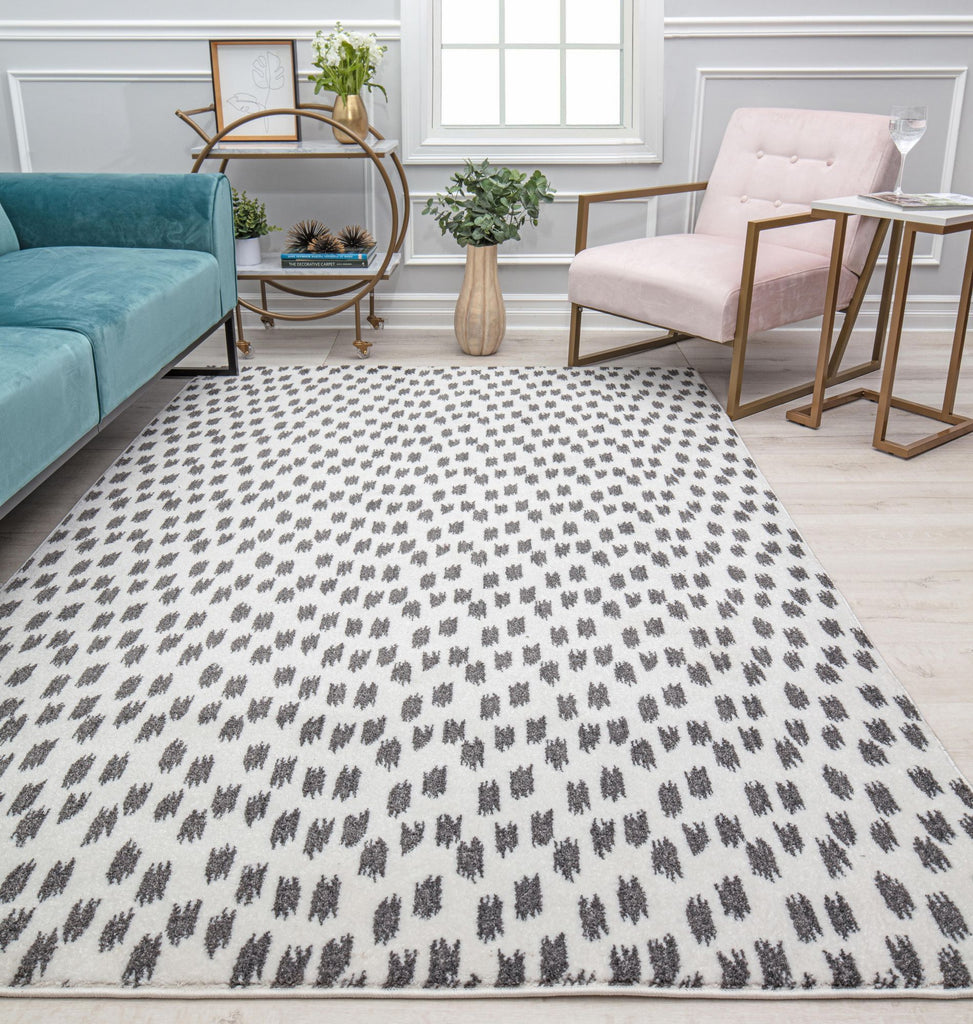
[0,366,971,996]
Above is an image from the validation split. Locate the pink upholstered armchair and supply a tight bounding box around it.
[568,108,901,419]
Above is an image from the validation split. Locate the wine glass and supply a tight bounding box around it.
[889,105,927,196]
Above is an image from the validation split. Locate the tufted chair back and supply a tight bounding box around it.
[695,107,900,274]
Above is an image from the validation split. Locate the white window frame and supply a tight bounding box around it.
[400,0,664,164]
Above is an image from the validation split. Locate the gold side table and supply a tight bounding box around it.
[787,194,973,458]
[176,103,410,359]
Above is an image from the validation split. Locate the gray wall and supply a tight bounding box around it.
[1,3,971,333]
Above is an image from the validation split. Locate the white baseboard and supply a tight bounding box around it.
[237,290,970,338]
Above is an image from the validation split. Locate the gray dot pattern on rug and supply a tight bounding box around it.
[0,365,971,994]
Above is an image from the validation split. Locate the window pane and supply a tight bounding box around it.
[441,0,499,44]
[504,0,561,44]
[441,50,500,125]
[565,50,620,125]
[565,0,621,44]
[505,50,561,125]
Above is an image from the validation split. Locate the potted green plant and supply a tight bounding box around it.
[309,22,388,144]
[423,160,555,355]
[232,187,279,267]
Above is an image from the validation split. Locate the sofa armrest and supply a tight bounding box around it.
[0,172,237,318]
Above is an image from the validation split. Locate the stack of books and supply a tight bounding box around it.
[280,245,377,269]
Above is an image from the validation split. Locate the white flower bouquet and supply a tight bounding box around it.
[310,22,388,99]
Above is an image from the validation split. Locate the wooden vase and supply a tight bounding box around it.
[455,244,505,356]
[331,94,368,144]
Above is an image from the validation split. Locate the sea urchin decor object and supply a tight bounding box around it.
[338,223,376,251]
[285,219,345,253]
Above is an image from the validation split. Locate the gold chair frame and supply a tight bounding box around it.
[567,181,893,420]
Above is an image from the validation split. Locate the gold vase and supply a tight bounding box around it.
[455,245,506,356]
[331,94,368,144]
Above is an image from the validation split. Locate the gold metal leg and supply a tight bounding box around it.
[567,304,689,367]
[569,209,888,419]
[787,219,902,429]
[788,220,973,457]
[785,214,849,428]
[725,349,873,421]
[352,300,371,358]
[366,289,384,330]
[872,224,917,447]
[723,251,830,422]
[943,227,973,415]
[234,302,251,358]
[258,282,275,327]
[869,223,973,458]
[723,210,886,421]
[826,220,894,378]
[725,228,759,420]
[723,218,822,421]
[567,304,582,365]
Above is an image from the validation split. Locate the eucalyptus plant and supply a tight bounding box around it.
[231,187,279,239]
[423,160,555,248]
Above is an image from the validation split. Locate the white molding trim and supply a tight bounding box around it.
[0,20,400,42]
[7,69,211,172]
[5,15,972,42]
[405,192,657,267]
[687,66,969,268]
[664,16,973,39]
[236,291,971,336]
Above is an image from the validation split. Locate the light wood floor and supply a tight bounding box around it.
[1,323,971,1023]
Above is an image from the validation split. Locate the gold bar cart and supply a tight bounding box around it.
[176,103,410,358]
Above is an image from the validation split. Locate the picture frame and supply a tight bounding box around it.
[209,39,301,141]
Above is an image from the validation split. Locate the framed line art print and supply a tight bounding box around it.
[209,39,301,141]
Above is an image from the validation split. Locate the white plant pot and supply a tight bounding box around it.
[235,236,262,268]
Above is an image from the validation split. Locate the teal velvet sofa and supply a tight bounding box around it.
[0,172,238,516]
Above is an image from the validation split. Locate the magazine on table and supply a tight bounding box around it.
[859,192,973,209]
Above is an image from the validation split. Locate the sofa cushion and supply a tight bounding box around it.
[0,246,222,415]
[569,232,858,343]
[0,173,237,319]
[0,201,17,256]
[0,327,99,506]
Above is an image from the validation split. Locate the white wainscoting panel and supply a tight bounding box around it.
[405,193,658,267]
[664,16,973,38]
[0,21,400,41]
[8,70,211,172]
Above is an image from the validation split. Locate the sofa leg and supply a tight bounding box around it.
[165,312,240,378]
[225,317,240,376]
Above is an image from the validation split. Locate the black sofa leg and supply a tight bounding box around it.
[166,312,239,378]
[225,317,240,376]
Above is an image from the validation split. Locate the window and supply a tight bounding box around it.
[439,0,626,129]
[401,0,663,163]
